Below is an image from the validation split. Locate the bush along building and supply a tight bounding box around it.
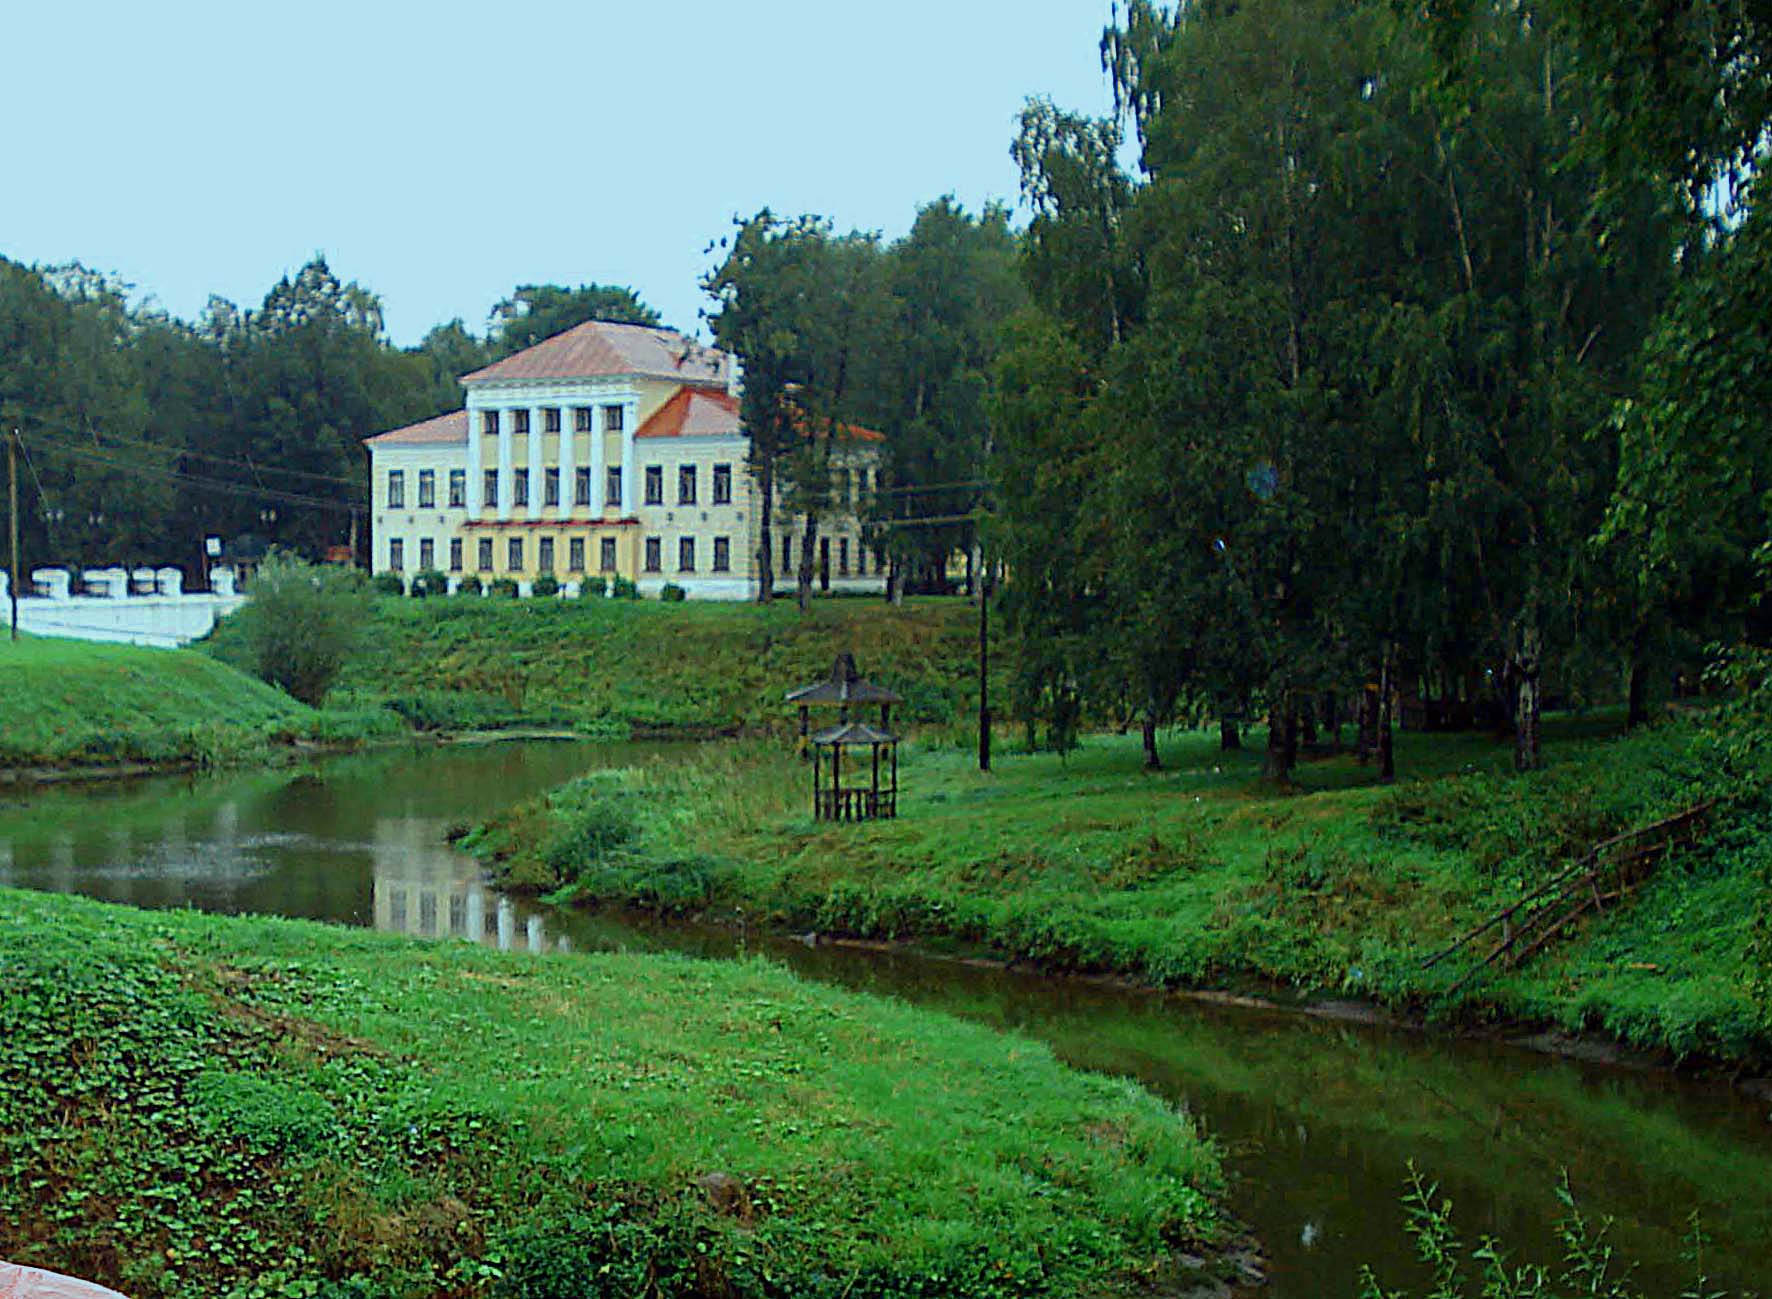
[365,320,885,599]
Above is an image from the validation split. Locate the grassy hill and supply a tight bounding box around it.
[206,595,981,737]
[0,887,1225,1299]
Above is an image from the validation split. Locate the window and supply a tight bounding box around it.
[713,536,730,572]
[602,404,624,432]
[513,409,531,435]
[839,537,849,575]
[538,537,555,573]
[484,469,499,508]
[857,468,869,501]
[568,537,585,571]
[605,467,623,508]
[418,469,435,508]
[838,469,851,509]
[599,537,617,572]
[574,467,591,507]
[481,410,498,436]
[449,538,463,572]
[389,538,404,571]
[387,470,405,508]
[507,537,524,571]
[573,406,593,433]
[544,407,561,434]
[513,469,529,507]
[644,465,663,506]
[478,538,493,571]
[713,463,732,505]
[544,468,560,507]
[419,538,435,571]
[857,545,867,576]
[448,469,465,508]
[678,464,697,505]
[678,536,696,572]
[643,537,661,572]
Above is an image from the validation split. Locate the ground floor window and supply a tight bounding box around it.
[568,537,585,571]
[712,536,730,572]
[449,538,463,572]
[644,538,661,572]
[507,537,524,571]
[538,536,555,573]
[600,537,617,572]
[389,538,404,571]
[478,538,493,571]
[678,536,695,572]
[419,538,435,571]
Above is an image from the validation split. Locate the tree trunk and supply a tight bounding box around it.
[887,557,904,606]
[1377,654,1395,783]
[1321,690,1339,752]
[797,513,819,614]
[1219,713,1241,751]
[1142,711,1161,771]
[1358,680,1379,761]
[1513,620,1542,772]
[1626,626,1651,729]
[964,546,976,598]
[1264,691,1295,784]
[755,462,776,604]
[1298,699,1318,749]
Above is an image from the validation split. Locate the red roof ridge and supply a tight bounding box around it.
[365,408,469,446]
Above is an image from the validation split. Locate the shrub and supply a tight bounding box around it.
[531,574,561,598]
[232,550,368,705]
[611,576,640,600]
[455,574,483,597]
[410,569,448,598]
[579,575,609,599]
[659,583,687,603]
[370,572,406,596]
[489,578,520,599]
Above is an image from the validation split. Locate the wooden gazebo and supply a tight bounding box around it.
[786,654,902,822]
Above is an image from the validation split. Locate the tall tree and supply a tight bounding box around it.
[489,283,662,357]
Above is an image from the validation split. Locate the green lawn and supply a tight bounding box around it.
[467,714,1772,1067]
[0,887,1224,1299]
[0,635,391,770]
[203,595,980,737]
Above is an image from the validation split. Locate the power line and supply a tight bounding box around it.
[23,435,361,516]
[20,418,362,487]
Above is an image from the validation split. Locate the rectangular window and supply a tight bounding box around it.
[678,464,697,505]
[643,537,661,572]
[644,465,663,506]
[513,409,530,435]
[481,410,498,436]
[484,469,499,508]
[538,536,555,573]
[712,463,732,505]
[839,537,849,575]
[544,468,560,507]
[417,469,435,509]
[599,537,617,572]
[387,470,405,509]
[712,536,730,572]
[568,537,585,571]
[513,469,529,507]
[507,537,524,571]
[544,407,562,434]
[678,536,696,572]
[478,538,493,572]
[448,469,466,508]
[602,404,624,432]
[574,467,591,507]
[449,538,463,572]
[573,406,593,432]
[389,538,404,571]
[605,467,623,508]
[419,538,435,571]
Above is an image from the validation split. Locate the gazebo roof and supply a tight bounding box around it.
[811,721,898,746]
[785,653,904,706]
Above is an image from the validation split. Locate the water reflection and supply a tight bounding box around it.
[369,816,568,954]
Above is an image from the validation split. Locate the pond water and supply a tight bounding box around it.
[2,740,1768,1297]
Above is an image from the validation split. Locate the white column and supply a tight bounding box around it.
[559,403,576,520]
[466,889,484,944]
[527,406,544,521]
[589,405,605,519]
[496,409,513,522]
[619,399,637,515]
[466,406,484,511]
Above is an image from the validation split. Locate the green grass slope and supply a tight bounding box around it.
[467,715,1772,1067]
[0,888,1224,1299]
[205,596,979,737]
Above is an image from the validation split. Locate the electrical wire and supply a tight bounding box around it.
[23,435,363,516]
[16,415,362,487]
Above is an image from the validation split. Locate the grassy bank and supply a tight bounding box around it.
[204,596,979,737]
[465,714,1772,1068]
[0,636,397,772]
[0,887,1225,1299]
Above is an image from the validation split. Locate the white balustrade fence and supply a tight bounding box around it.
[2,566,246,649]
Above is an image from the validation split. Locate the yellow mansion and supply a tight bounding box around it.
[365,320,884,598]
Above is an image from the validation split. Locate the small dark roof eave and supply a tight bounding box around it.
[784,680,903,705]
[811,721,898,746]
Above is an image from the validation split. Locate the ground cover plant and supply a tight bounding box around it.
[0,887,1225,1299]
[206,596,979,738]
[0,634,397,772]
[466,712,1772,1068]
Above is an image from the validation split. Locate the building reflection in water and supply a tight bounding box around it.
[371,818,571,954]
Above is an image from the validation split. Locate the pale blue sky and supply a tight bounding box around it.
[3,1,1118,345]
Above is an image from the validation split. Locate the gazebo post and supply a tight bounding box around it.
[871,744,880,818]
[798,704,810,760]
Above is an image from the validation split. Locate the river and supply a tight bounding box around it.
[1,740,1768,1297]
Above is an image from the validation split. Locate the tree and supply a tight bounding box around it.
[489,284,662,356]
[232,550,368,704]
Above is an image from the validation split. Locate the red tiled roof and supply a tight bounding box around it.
[795,415,886,443]
[461,320,730,386]
[636,386,743,439]
[364,409,468,447]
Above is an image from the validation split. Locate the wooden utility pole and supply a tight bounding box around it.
[977,547,991,772]
[8,428,20,643]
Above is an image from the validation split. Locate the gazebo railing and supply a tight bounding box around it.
[815,786,897,822]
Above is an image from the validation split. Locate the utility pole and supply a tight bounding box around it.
[348,507,360,569]
[8,428,20,643]
[977,545,991,772]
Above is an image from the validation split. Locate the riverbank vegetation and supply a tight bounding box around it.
[0,635,396,773]
[466,707,1772,1069]
[205,595,979,737]
[0,887,1225,1299]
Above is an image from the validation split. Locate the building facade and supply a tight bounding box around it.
[365,320,884,599]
